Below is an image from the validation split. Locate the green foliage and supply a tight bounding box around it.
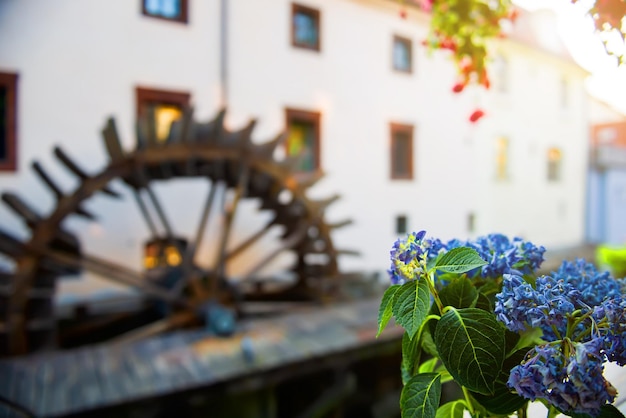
[438,275,478,309]
[435,401,466,418]
[434,308,505,395]
[391,279,431,339]
[434,247,487,274]
[470,348,529,414]
[570,405,626,418]
[377,284,400,337]
[378,236,626,418]
[400,373,442,418]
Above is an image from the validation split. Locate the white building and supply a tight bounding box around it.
[0,0,590,296]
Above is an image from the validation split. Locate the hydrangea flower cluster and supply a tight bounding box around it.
[495,259,626,416]
[507,341,617,416]
[388,231,442,284]
[388,232,546,285]
[443,233,545,279]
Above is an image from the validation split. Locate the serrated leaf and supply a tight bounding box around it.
[438,276,478,309]
[435,401,466,418]
[434,308,505,395]
[400,373,442,418]
[377,284,401,337]
[434,247,487,274]
[392,279,431,339]
[402,330,422,384]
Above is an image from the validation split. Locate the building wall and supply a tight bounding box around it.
[0,0,591,295]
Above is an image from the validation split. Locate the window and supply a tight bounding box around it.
[136,87,190,143]
[390,123,413,179]
[396,215,408,234]
[0,72,18,172]
[291,3,320,51]
[285,108,321,172]
[392,35,412,73]
[467,212,475,233]
[547,147,562,182]
[495,137,509,181]
[142,0,188,23]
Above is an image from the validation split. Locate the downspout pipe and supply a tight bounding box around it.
[220,0,228,108]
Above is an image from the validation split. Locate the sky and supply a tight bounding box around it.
[513,0,626,115]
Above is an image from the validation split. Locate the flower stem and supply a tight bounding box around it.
[425,270,445,313]
[461,386,475,415]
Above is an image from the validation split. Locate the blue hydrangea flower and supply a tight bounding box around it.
[593,296,626,365]
[444,234,545,279]
[388,231,438,284]
[552,259,622,306]
[508,341,617,417]
[494,274,545,332]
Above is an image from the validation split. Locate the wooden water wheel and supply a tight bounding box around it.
[0,108,356,357]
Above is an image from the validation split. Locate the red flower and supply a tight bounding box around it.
[469,109,485,123]
[440,38,457,52]
[452,83,465,93]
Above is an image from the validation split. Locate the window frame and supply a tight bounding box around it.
[291,3,321,52]
[495,136,510,182]
[136,86,191,143]
[141,0,189,24]
[285,107,322,173]
[392,35,413,74]
[0,72,18,172]
[547,147,562,182]
[390,123,414,180]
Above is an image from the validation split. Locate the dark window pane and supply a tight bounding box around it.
[288,120,316,172]
[0,86,6,161]
[393,132,411,176]
[294,11,318,47]
[396,215,407,234]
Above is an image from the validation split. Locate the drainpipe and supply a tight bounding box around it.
[220,0,229,108]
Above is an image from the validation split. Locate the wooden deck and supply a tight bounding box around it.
[0,298,403,417]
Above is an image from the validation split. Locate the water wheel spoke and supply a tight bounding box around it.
[242,224,308,278]
[47,250,192,309]
[132,188,159,237]
[145,184,174,238]
[210,165,249,296]
[173,180,219,297]
[224,217,275,262]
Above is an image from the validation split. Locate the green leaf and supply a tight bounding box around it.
[402,330,422,384]
[470,347,530,415]
[570,404,626,418]
[420,325,439,357]
[392,279,431,339]
[474,292,492,312]
[434,247,487,274]
[438,275,478,309]
[400,373,442,418]
[418,357,439,374]
[377,284,401,337]
[435,401,466,418]
[434,308,506,395]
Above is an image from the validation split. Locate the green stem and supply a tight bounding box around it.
[425,270,445,313]
[462,386,475,416]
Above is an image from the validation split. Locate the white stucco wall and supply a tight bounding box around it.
[0,0,591,294]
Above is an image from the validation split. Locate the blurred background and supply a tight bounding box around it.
[0,0,625,417]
